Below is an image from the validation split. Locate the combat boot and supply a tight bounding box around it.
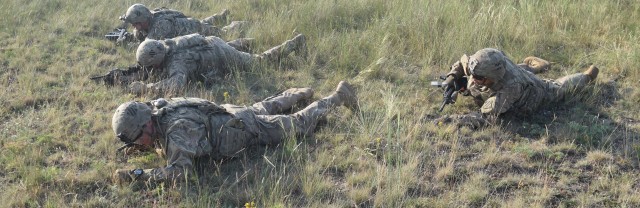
[259,34,307,61]
[522,56,551,74]
[583,65,599,81]
[202,9,230,25]
[221,21,250,37]
[335,81,359,111]
[287,34,307,58]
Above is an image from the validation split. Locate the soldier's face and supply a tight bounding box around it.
[472,75,494,87]
[132,21,149,30]
[134,120,155,146]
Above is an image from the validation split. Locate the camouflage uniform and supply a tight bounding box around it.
[121,4,250,50]
[112,82,358,183]
[134,9,245,41]
[440,48,598,128]
[132,33,306,94]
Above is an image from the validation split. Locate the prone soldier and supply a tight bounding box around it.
[117,4,252,51]
[434,48,599,128]
[112,81,358,184]
[129,33,306,95]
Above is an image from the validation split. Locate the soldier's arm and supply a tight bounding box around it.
[132,28,146,42]
[446,60,465,79]
[146,60,192,93]
[446,54,472,79]
[480,83,523,115]
[146,19,174,40]
[137,118,207,183]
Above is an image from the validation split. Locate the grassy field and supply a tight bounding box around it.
[1,0,640,207]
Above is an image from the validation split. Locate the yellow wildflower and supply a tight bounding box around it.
[244,201,256,208]
[224,91,230,101]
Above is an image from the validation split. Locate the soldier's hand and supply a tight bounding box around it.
[441,75,456,90]
[113,169,135,184]
[116,33,133,45]
[129,81,147,95]
[433,115,452,126]
[116,36,126,45]
[113,168,150,184]
[122,145,152,156]
[455,112,487,129]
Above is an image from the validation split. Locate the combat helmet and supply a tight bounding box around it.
[467,48,507,81]
[123,4,152,24]
[112,101,152,144]
[136,39,166,67]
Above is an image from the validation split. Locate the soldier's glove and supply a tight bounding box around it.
[113,168,147,184]
[122,145,153,156]
[129,81,147,95]
[454,112,488,129]
[433,115,453,126]
[441,75,457,90]
[116,32,133,45]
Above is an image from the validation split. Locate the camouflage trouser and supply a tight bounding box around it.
[254,92,340,143]
[548,73,592,101]
[216,88,341,156]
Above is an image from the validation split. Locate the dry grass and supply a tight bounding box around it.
[1,0,640,207]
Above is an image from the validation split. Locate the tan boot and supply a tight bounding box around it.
[522,56,550,73]
[335,81,359,111]
[202,9,229,25]
[277,34,307,57]
[289,33,307,58]
[583,65,599,80]
[221,21,249,37]
[259,34,307,62]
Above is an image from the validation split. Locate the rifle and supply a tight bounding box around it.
[89,65,149,86]
[105,28,132,42]
[431,75,468,112]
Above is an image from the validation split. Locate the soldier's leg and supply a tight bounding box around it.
[258,34,307,62]
[201,9,230,26]
[555,65,599,96]
[200,25,223,37]
[221,21,250,38]
[254,81,358,144]
[518,56,551,74]
[251,88,314,115]
[226,38,255,53]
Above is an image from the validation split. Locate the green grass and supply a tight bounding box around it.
[1,0,640,207]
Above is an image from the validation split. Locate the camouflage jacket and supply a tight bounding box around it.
[147,34,255,92]
[134,8,220,41]
[447,55,560,116]
[140,98,256,183]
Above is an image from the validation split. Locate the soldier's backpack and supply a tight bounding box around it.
[150,97,251,158]
[151,97,225,116]
[151,7,188,20]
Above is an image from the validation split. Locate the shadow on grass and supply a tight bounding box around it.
[498,81,640,163]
